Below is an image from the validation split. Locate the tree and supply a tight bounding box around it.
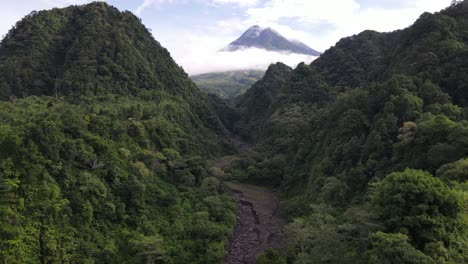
[0,125,21,157]
[367,232,434,264]
[200,177,220,196]
[286,205,348,264]
[436,158,468,182]
[371,169,463,249]
[129,234,167,264]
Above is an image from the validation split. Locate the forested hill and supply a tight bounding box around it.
[0,2,236,263]
[0,1,196,98]
[229,2,468,263]
[236,2,468,139]
[0,1,226,153]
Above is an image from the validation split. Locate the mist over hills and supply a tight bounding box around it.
[196,25,319,98]
[192,70,265,99]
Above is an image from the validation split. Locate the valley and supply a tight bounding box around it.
[0,1,467,264]
[192,70,265,100]
[209,137,288,264]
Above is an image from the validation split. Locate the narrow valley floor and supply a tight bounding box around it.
[210,137,289,263]
[223,182,289,264]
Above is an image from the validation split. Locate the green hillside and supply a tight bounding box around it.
[227,2,468,263]
[192,70,264,99]
[1,1,468,264]
[0,2,235,263]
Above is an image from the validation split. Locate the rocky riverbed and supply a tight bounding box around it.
[224,183,289,264]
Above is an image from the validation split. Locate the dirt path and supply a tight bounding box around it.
[223,182,289,264]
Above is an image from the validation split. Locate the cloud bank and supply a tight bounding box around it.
[181,48,317,76]
[156,26,317,75]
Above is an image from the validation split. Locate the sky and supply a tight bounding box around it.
[0,0,453,75]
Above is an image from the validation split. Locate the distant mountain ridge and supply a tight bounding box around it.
[221,25,321,56]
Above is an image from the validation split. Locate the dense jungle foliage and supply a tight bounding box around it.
[1,1,468,264]
[228,2,468,263]
[0,2,236,263]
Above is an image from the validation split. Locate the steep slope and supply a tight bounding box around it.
[0,2,235,263]
[234,62,293,139]
[0,1,226,153]
[230,2,468,263]
[222,25,321,56]
[0,2,192,98]
[192,70,264,99]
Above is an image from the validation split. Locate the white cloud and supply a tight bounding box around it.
[154,0,450,75]
[210,0,260,6]
[246,0,361,25]
[162,0,451,74]
[184,48,316,75]
[241,0,449,51]
[156,27,316,75]
[135,0,153,15]
[135,0,175,15]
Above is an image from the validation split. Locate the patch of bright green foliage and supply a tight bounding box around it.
[0,95,236,263]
